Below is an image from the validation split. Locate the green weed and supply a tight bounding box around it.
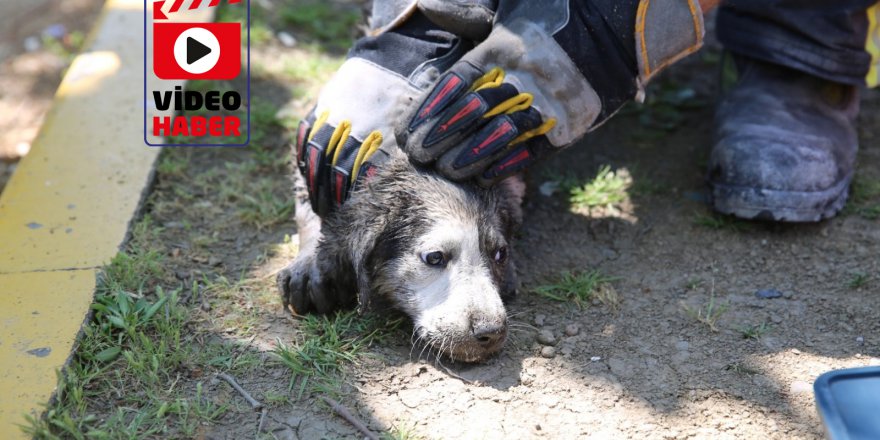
[272,312,402,399]
[382,422,425,440]
[848,272,870,289]
[197,341,263,375]
[156,151,189,178]
[280,1,361,50]
[725,361,760,376]
[534,270,619,309]
[739,322,772,340]
[683,291,729,332]
[845,175,880,220]
[685,277,704,291]
[693,212,753,231]
[569,166,630,210]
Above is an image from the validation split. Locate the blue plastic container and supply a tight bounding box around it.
[814,366,880,440]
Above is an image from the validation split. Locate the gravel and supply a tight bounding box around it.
[536,330,557,346]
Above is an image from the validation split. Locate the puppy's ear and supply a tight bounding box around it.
[495,176,525,236]
[351,215,388,315]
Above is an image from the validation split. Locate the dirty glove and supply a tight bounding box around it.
[400,0,705,185]
[296,11,468,217]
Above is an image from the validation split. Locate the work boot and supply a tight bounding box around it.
[708,56,859,222]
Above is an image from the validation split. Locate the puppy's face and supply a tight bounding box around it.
[357,171,513,362]
[396,208,509,362]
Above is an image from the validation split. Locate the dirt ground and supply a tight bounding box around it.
[169,42,878,440]
[19,1,880,438]
[0,0,105,189]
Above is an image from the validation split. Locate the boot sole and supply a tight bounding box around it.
[708,173,853,223]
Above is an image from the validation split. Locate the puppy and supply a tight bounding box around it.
[277,148,523,362]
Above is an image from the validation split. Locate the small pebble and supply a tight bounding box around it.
[540,346,556,358]
[791,348,801,355]
[755,289,784,299]
[533,314,546,326]
[277,31,297,47]
[590,356,602,362]
[856,336,864,345]
[564,324,580,337]
[789,381,812,394]
[538,181,559,197]
[200,302,211,312]
[24,36,40,52]
[536,330,556,346]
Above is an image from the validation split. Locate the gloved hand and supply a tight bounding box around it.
[400,0,705,185]
[296,11,468,217]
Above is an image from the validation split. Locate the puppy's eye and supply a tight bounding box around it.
[421,251,447,267]
[494,246,508,264]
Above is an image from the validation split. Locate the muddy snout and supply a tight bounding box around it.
[471,317,507,351]
[442,315,508,362]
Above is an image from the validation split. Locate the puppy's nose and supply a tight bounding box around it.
[472,322,506,348]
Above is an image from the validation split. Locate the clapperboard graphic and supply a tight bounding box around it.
[145,0,250,146]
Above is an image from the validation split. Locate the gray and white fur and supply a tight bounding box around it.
[277,148,523,362]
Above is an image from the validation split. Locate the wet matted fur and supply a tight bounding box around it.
[277,149,523,362]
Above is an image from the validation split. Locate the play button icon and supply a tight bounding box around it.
[173,27,221,75]
[187,37,211,65]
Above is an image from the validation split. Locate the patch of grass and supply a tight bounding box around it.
[272,311,402,399]
[844,175,880,219]
[23,271,223,438]
[198,160,294,229]
[215,0,273,46]
[685,277,704,291]
[156,150,189,178]
[569,166,630,210]
[237,179,296,229]
[42,30,86,61]
[383,422,424,440]
[200,274,277,336]
[21,214,233,438]
[197,341,263,375]
[263,390,292,407]
[99,216,166,294]
[847,272,870,289]
[279,1,361,50]
[739,322,772,340]
[683,291,730,332]
[693,212,753,231]
[534,270,619,310]
[725,362,760,376]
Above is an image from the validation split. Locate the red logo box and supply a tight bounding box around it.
[153,22,240,80]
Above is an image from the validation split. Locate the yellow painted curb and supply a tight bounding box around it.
[0,270,97,434]
[0,0,211,436]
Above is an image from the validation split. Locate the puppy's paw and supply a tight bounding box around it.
[277,253,339,315]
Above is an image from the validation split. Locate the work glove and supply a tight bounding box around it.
[296,11,469,217]
[399,0,705,186]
